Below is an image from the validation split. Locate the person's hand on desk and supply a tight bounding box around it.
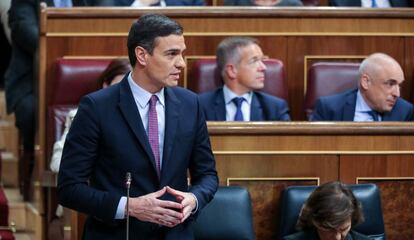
[128,187,184,227]
[166,186,197,222]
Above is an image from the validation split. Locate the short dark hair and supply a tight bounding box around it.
[297,181,364,231]
[127,14,183,67]
[216,37,258,78]
[95,58,130,89]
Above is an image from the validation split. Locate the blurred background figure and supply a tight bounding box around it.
[0,0,11,89]
[224,0,302,6]
[329,0,410,8]
[50,58,130,173]
[4,0,113,202]
[284,181,370,240]
[114,0,205,7]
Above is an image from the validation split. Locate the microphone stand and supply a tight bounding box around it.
[125,172,131,240]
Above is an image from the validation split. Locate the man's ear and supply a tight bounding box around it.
[360,73,370,90]
[225,64,237,80]
[135,46,147,66]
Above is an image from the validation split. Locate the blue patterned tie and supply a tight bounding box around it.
[232,97,245,121]
[371,0,378,8]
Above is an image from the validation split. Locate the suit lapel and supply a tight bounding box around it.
[214,89,226,121]
[117,78,158,173]
[343,90,357,121]
[250,93,263,121]
[160,88,180,180]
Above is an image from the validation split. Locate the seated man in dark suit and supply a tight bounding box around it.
[199,37,290,121]
[312,53,414,121]
[224,0,302,6]
[329,0,409,7]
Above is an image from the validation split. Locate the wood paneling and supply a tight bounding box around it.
[357,179,414,240]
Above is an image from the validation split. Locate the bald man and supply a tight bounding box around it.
[311,53,414,121]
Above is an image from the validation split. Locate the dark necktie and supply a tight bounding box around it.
[148,95,160,178]
[232,97,245,121]
[371,0,377,8]
[369,110,381,121]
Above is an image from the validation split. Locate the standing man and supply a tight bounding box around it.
[58,14,218,239]
[199,37,290,121]
[312,53,414,121]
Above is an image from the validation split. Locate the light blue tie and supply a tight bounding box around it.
[371,0,378,8]
[232,97,245,121]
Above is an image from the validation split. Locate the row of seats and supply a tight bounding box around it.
[190,59,361,119]
[195,184,385,240]
[45,58,380,158]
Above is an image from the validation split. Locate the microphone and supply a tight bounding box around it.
[125,172,131,240]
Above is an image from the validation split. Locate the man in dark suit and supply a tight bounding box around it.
[224,0,302,6]
[115,0,205,6]
[57,14,218,239]
[199,37,290,121]
[312,53,414,121]
[329,0,409,7]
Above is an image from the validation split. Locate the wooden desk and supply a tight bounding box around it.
[43,122,414,240]
[208,122,414,240]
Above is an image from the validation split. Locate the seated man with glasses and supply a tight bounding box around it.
[311,53,414,121]
[284,181,370,240]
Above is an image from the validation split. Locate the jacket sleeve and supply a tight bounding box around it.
[188,97,218,213]
[57,96,122,223]
[8,0,39,55]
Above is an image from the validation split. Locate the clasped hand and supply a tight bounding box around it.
[127,186,196,227]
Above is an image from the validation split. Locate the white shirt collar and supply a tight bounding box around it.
[222,85,253,105]
[127,72,165,109]
[355,89,373,113]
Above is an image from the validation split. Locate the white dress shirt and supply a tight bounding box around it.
[354,90,382,121]
[361,0,391,8]
[223,85,253,121]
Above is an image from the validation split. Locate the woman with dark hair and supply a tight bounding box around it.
[50,58,130,172]
[284,181,370,240]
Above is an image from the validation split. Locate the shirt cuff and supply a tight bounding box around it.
[115,196,127,219]
[189,193,198,214]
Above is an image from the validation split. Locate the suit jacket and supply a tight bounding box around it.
[57,77,218,239]
[4,0,39,114]
[114,0,205,6]
[4,0,110,114]
[329,0,409,7]
[224,0,302,6]
[284,230,371,240]
[199,88,290,121]
[311,89,414,121]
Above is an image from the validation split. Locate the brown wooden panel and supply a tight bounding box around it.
[229,178,319,240]
[215,154,338,185]
[357,179,414,240]
[339,155,414,183]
